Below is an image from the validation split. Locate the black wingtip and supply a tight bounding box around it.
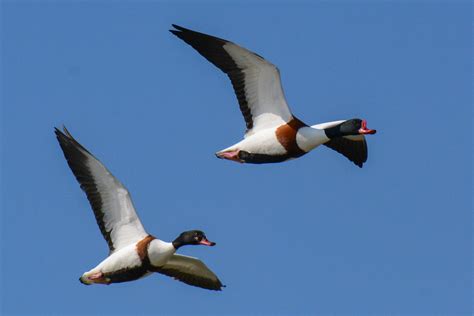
[171,24,186,31]
[169,24,195,40]
[169,24,185,38]
[170,24,183,34]
[54,126,93,156]
[54,125,67,133]
[62,125,74,138]
[54,126,66,140]
[54,125,73,141]
[169,30,180,37]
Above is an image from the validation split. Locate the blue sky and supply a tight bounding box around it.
[1,1,472,315]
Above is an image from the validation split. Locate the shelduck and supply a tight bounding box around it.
[55,127,224,290]
[171,24,376,167]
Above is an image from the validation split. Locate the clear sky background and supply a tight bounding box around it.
[1,1,472,315]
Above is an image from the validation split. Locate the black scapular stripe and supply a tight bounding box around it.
[170,24,255,131]
[55,127,115,252]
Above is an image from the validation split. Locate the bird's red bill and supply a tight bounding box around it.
[199,238,216,246]
[359,119,377,135]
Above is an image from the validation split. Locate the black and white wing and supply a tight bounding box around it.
[170,24,294,137]
[55,127,148,253]
[324,135,368,168]
[154,254,224,291]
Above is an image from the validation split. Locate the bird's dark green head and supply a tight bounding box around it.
[172,230,216,249]
[325,119,377,138]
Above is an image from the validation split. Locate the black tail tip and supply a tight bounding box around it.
[79,276,90,285]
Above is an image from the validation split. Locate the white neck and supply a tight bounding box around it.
[295,120,347,152]
[148,239,176,267]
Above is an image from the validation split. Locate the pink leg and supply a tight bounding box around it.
[89,272,103,280]
[215,150,243,163]
[86,272,111,285]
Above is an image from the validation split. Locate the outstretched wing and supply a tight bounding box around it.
[55,126,148,253]
[324,135,368,168]
[170,24,294,137]
[154,254,224,291]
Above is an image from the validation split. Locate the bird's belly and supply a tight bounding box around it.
[94,246,142,274]
[237,130,287,156]
[83,246,150,284]
[237,128,311,163]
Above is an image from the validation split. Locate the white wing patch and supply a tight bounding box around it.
[82,150,148,253]
[56,127,148,253]
[223,43,292,136]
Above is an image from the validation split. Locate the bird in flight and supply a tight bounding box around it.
[55,127,224,290]
[171,24,376,167]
